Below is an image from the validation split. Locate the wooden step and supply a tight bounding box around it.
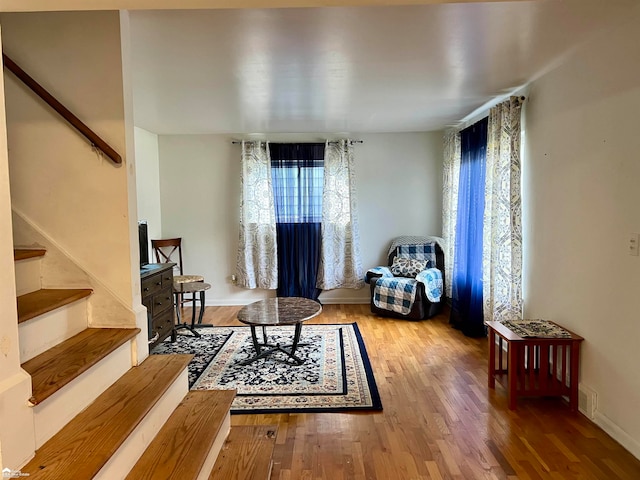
[17,288,92,324]
[14,248,46,261]
[22,327,140,405]
[21,354,192,479]
[210,425,278,480]
[126,390,236,480]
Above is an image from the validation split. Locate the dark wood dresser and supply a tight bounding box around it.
[141,263,175,349]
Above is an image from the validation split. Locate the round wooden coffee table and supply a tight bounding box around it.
[237,297,322,365]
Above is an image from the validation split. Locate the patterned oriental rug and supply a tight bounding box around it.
[151,323,382,414]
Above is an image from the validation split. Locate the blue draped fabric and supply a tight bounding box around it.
[270,143,325,300]
[275,223,322,299]
[450,118,488,337]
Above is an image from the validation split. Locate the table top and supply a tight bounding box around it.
[485,321,583,342]
[173,282,211,294]
[237,297,322,327]
[140,262,175,279]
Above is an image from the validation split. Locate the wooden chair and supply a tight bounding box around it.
[151,238,206,322]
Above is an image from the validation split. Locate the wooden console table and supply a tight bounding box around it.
[486,321,584,411]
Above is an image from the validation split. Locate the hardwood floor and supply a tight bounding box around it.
[194,304,640,479]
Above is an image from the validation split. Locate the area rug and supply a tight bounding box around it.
[151,323,382,414]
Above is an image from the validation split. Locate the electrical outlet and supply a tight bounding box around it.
[629,234,639,256]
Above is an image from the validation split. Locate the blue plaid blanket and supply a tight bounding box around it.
[395,243,436,267]
[373,277,417,314]
[370,268,443,315]
[416,268,443,302]
[366,266,393,279]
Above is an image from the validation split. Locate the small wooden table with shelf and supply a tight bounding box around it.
[486,321,584,411]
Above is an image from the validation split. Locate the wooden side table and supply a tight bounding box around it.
[173,281,212,338]
[486,321,584,411]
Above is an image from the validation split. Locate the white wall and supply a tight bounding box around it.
[0,25,35,472]
[158,132,443,305]
[134,126,162,244]
[1,11,135,307]
[524,5,640,457]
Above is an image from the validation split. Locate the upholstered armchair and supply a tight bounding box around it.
[365,236,445,320]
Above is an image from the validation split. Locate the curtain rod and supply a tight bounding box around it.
[231,140,363,145]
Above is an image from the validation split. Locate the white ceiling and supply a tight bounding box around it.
[129,1,634,135]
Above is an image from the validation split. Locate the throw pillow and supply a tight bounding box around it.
[389,257,429,278]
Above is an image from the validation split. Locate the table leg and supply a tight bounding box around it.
[197,291,206,324]
[172,292,181,341]
[173,290,202,338]
[488,329,496,389]
[191,292,197,327]
[193,290,213,329]
[174,292,181,324]
[239,323,308,366]
[250,326,262,355]
[508,342,518,410]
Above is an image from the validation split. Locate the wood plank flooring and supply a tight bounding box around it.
[192,304,640,480]
[210,425,278,480]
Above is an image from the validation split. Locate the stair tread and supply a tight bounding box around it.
[14,248,46,261]
[17,288,92,324]
[126,390,236,480]
[210,425,278,480]
[21,354,193,479]
[22,327,141,405]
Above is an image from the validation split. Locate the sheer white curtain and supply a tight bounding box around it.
[483,96,524,322]
[317,140,364,290]
[442,129,461,298]
[235,141,278,289]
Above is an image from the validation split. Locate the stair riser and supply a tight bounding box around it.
[198,413,231,480]
[33,341,133,448]
[14,257,42,296]
[19,300,88,363]
[94,367,189,480]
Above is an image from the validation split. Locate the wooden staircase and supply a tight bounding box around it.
[12,248,277,479]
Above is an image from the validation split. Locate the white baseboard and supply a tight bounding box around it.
[203,298,368,306]
[594,411,640,460]
[320,297,369,305]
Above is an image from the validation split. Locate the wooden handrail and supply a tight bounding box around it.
[2,53,122,165]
